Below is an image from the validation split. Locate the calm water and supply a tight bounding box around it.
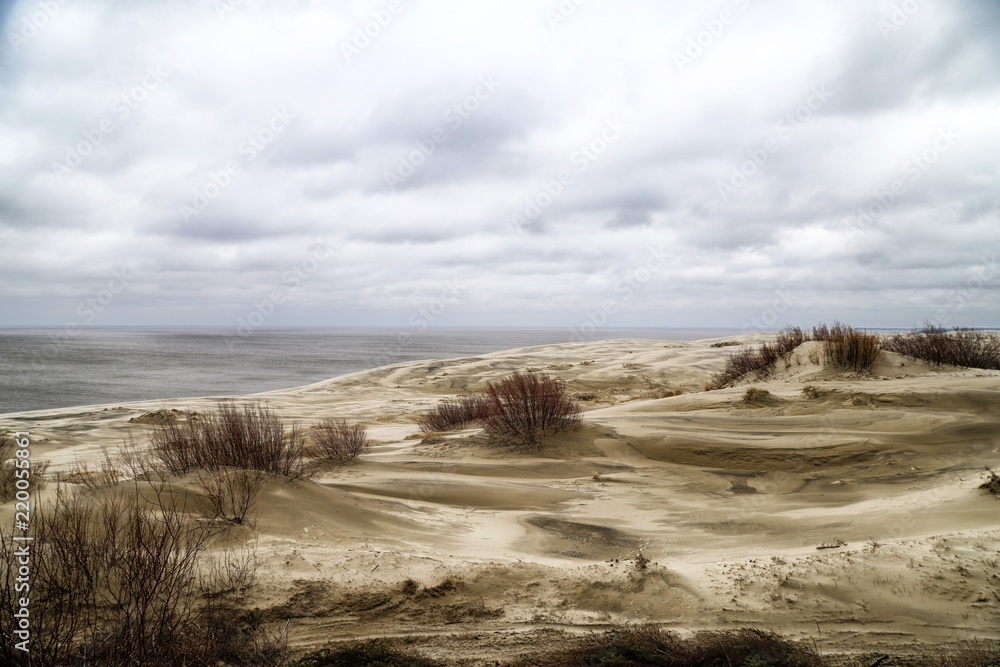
[0,327,739,414]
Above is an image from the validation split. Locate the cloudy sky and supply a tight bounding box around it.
[1,0,998,332]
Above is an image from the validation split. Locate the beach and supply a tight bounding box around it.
[3,335,999,663]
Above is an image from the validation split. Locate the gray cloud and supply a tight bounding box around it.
[0,0,998,330]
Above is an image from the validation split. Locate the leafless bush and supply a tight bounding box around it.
[198,468,269,525]
[420,395,496,432]
[480,371,581,448]
[885,324,1000,370]
[0,482,278,666]
[0,432,49,504]
[824,321,883,373]
[711,326,809,388]
[311,419,371,463]
[151,401,307,478]
[981,468,1000,496]
[812,323,831,341]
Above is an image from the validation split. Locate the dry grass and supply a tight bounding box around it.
[823,322,883,373]
[481,371,582,448]
[150,401,308,478]
[310,419,371,464]
[712,325,807,387]
[420,395,496,433]
[0,482,278,666]
[885,325,1000,370]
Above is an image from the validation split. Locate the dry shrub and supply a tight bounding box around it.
[812,323,831,341]
[0,432,49,504]
[311,419,371,463]
[885,325,1000,370]
[420,395,496,433]
[0,482,276,666]
[742,387,771,402]
[712,326,808,388]
[981,468,1000,496]
[151,400,307,477]
[198,468,269,525]
[823,322,883,373]
[801,385,823,399]
[511,624,821,667]
[480,371,581,448]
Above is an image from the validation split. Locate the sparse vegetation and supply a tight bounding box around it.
[0,483,274,666]
[511,625,821,667]
[712,325,808,388]
[420,395,495,433]
[480,371,582,447]
[742,387,772,403]
[823,322,883,373]
[311,418,371,464]
[150,400,309,477]
[419,371,581,448]
[885,324,1000,370]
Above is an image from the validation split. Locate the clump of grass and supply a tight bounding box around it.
[885,324,1000,370]
[311,419,371,464]
[480,371,582,448]
[420,395,495,432]
[512,625,821,667]
[742,387,772,403]
[291,640,444,666]
[823,322,883,373]
[712,325,808,388]
[150,400,308,477]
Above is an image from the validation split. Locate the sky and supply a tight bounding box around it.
[1,0,998,334]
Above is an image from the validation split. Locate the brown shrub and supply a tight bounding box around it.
[150,401,308,478]
[0,482,274,666]
[824,322,883,373]
[711,326,809,388]
[481,371,581,448]
[311,419,371,464]
[885,325,1000,370]
[420,395,496,433]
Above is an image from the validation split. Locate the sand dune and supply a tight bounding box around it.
[2,336,999,662]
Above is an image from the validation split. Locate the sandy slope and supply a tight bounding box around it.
[3,336,1000,663]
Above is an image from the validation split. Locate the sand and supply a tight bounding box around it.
[2,335,999,663]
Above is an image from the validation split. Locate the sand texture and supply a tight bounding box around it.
[3,336,1000,663]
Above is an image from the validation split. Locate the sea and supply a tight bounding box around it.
[0,327,741,414]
